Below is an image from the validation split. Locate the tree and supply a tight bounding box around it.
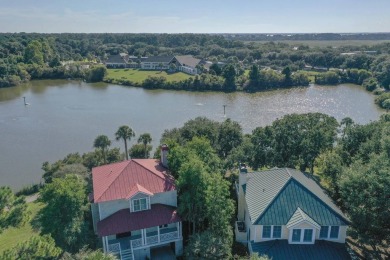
[222,64,236,91]
[0,186,29,232]
[177,157,209,235]
[115,125,135,160]
[282,66,292,86]
[185,230,232,259]
[24,40,44,65]
[93,135,111,164]
[1,235,62,260]
[129,143,153,159]
[37,175,89,253]
[340,153,390,258]
[138,133,152,158]
[247,64,259,90]
[209,63,222,76]
[315,150,343,201]
[85,65,107,83]
[217,118,243,158]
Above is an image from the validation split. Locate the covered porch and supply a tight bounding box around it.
[97,204,182,259]
[106,225,181,251]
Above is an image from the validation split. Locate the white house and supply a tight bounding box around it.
[91,145,183,260]
[235,166,351,260]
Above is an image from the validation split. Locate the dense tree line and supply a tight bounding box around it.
[2,33,390,93]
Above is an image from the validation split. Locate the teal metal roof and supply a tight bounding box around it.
[250,240,351,260]
[244,168,349,225]
[286,207,320,229]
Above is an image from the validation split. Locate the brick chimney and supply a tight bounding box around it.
[161,144,169,168]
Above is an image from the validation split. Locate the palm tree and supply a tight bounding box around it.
[115,125,135,160]
[138,133,152,158]
[93,135,111,164]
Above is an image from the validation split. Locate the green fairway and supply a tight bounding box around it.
[0,201,43,254]
[106,69,193,83]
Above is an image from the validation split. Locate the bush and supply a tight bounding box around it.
[15,183,42,196]
[363,77,379,92]
[375,92,390,109]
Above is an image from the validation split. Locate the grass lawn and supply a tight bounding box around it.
[0,201,43,254]
[106,69,193,83]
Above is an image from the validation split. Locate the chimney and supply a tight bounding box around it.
[160,144,169,168]
[238,163,248,187]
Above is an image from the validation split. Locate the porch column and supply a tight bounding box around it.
[105,236,109,252]
[157,225,160,243]
[142,229,145,245]
[177,222,180,238]
[102,237,106,253]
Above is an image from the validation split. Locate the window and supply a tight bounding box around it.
[330,226,339,239]
[320,226,329,238]
[262,226,271,238]
[159,224,168,228]
[292,229,301,242]
[273,226,282,238]
[319,226,339,239]
[303,229,313,242]
[132,197,148,212]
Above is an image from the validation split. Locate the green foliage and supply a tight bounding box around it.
[177,157,209,234]
[37,175,89,253]
[85,65,107,83]
[222,64,237,91]
[1,235,62,260]
[93,135,111,164]
[363,77,379,91]
[24,40,44,65]
[115,125,135,160]
[61,248,116,260]
[0,187,29,233]
[129,143,152,159]
[315,150,343,201]
[375,92,390,109]
[218,118,243,158]
[314,71,340,85]
[340,153,390,257]
[138,133,153,158]
[250,113,338,172]
[185,230,232,259]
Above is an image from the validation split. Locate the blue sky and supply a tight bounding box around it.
[1,0,389,33]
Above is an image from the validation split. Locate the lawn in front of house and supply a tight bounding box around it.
[105,69,193,83]
[0,201,44,254]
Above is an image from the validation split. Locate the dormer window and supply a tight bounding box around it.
[132,197,150,212]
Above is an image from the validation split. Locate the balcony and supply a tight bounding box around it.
[107,227,180,258]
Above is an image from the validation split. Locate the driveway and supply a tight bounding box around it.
[151,246,176,260]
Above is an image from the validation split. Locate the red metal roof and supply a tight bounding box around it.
[97,204,181,236]
[92,159,175,203]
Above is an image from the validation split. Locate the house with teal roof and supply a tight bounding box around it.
[235,166,351,260]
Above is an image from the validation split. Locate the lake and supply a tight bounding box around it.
[0,80,384,190]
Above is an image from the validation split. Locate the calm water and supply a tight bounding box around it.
[0,80,383,190]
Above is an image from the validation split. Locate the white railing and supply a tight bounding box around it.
[130,238,143,248]
[160,231,178,242]
[108,242,120,252]
[146,235,158,245]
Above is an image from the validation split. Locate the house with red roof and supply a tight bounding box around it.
[91,145,183,260]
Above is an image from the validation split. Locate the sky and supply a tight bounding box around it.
[0,0,389,33]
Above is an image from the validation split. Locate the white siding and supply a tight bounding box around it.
[151,190,177,207]
[98,199,129,220]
